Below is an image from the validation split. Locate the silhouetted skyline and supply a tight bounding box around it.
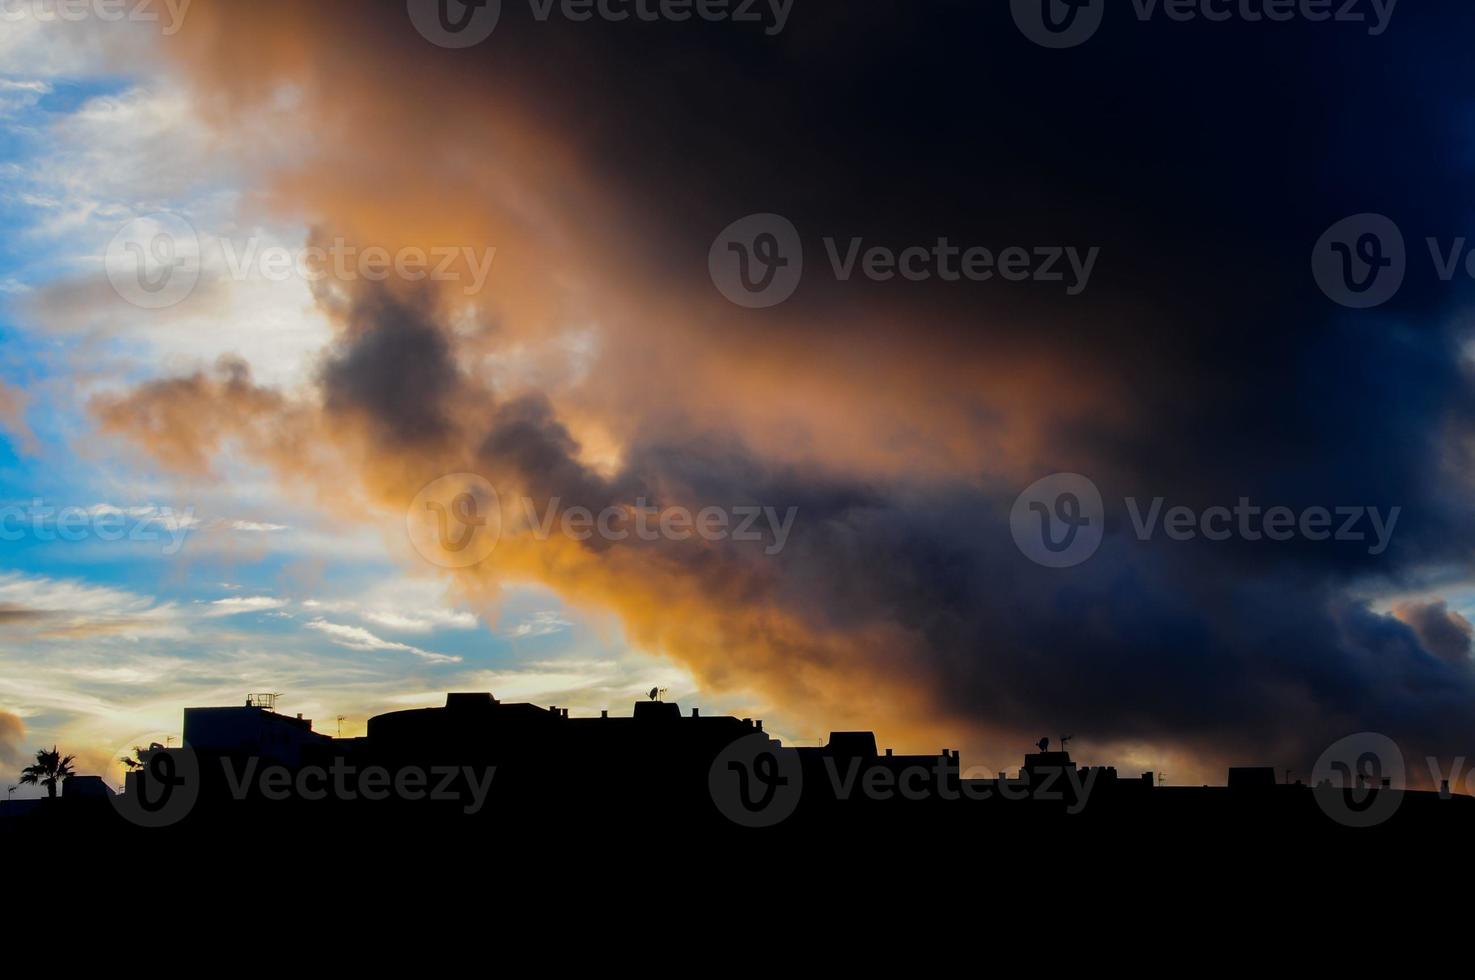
[7,1,1475,826]
[6,688,1469,852]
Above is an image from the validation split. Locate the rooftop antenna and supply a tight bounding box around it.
[336,715,346,737]
[658,687,669,702]
[1060,735,1073,752]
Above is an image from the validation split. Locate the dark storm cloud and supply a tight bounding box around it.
[1394,600,1474,666]
[343,0,1475,546]
[107,0,1475,775]
[479,394,623,515]
[319,288,462,445]
[452,0,1475,767]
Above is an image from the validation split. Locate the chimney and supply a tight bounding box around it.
[601,710,609,719]
[885,748,893,757]
[691,708,700,718]
[755,720,763,731]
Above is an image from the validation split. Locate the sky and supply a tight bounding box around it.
[4,0,1475,795]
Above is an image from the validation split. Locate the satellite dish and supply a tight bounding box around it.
[648,686,660,701]
[1037,737,1050,753]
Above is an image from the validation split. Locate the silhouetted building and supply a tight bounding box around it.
[61,775,114,798]
[12,690,1472,849]
[1228,767,1277,790]
[185,701,331,766]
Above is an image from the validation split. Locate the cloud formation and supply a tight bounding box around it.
[0,573,177,640]
[0,380,35,454]
[76,0,1475,779]
[206,596,287,616]
[305,618,461,665]
[0,711,25,769]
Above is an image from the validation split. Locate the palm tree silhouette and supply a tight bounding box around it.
[19,746,76,799]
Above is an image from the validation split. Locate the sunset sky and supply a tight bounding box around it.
[4,1,1475,795]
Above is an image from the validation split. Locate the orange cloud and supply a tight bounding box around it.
[0,710,25,769]
[0,380,35,455]
[87,2,1145,765]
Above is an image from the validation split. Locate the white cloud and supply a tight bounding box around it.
[0,571,176,637]
[303,579,486,634]
[305,618,461,664]
[84,503,200,530]
[205,596,287,617]
[58,655,195,686]
[507,611,573,638]
[0,17,135,79]
[362,608,479,633]
[0,78,50,117]
[11,81,335,388]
